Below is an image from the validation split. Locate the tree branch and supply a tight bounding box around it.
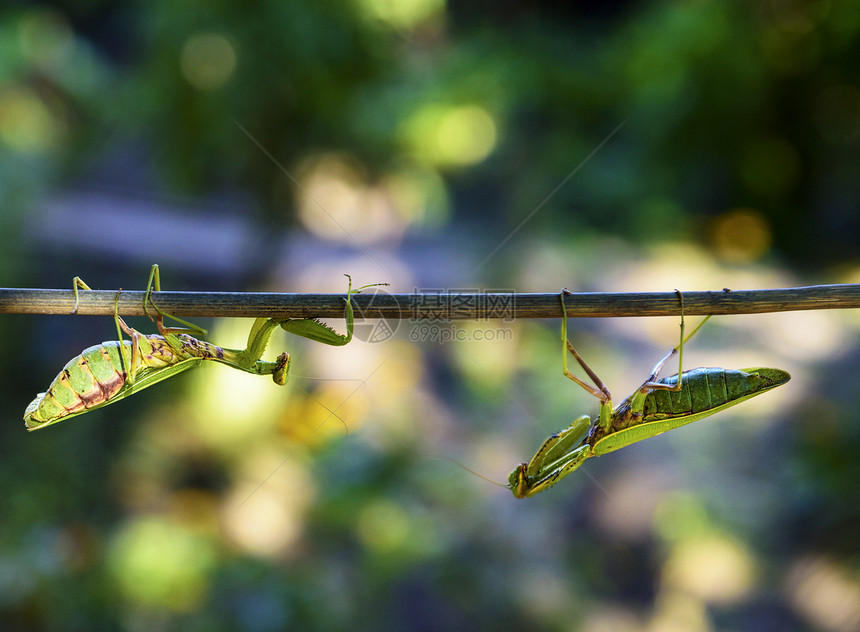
[1,284,859,319]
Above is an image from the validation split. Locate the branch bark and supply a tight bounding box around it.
[1,284,859,319]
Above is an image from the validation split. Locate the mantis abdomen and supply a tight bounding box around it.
[24,335,214,429]
[592,367,790,455]
[642,367,789,420]
[26,341,134,426]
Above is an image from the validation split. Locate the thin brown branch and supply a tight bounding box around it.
[1,284,859,319]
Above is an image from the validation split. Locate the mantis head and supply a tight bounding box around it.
[508,463,531,499]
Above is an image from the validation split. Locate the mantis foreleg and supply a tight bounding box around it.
[559,290,611,403]
[278,274,389,346]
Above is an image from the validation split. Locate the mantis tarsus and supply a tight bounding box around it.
[23,265,387,431]
[508,289,791,498]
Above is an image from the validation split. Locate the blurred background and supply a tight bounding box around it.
[2,1,860,630]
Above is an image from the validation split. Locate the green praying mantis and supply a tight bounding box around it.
[25,269,792,501]
[23,265,386,431]
[508,290,791,498]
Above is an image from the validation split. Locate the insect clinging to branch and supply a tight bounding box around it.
[508,289,790,498]
[24,265,387,431]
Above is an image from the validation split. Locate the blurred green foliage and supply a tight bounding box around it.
[2,1,860,631]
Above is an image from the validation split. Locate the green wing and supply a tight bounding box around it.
[592,367,790,455]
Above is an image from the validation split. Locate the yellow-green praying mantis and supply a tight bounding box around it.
[508,290,790,498]
[24,265,387,431]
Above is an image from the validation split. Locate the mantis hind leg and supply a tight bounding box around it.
[71,276,94,314]
[111,289,142,383]
[141,264,208,338]
[642,289,712,392]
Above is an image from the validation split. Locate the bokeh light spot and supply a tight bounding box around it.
[653,492,710,541]
[280,382,370,447]
[223,450,315,558]
[382,165,451,228]
[436,105,497,165]
[358,0,445,29]
[651,591,710,632]
[402,104,498,167]
[180,33,237,91]
[662,532,756,604]
[108,517,217,612]
[785,556,860,632]
[188,319,285,453]
[356,499,410,552]
[450,321,520,391]
[709,207,773,263]
[294,153,410,243]
[224,486,302,558]
[0,86,65,152]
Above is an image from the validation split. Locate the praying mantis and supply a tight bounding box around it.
[24,265,386,431]
[508,290,791,498]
